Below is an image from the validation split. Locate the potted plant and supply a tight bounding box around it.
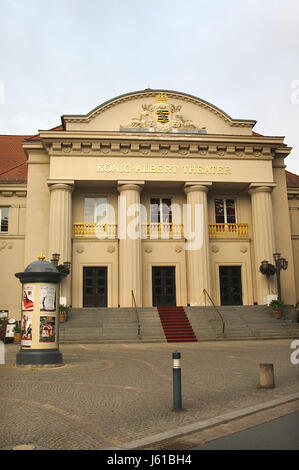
[14,323,21,342]
[269,299,285,319]
[59,304,70,323]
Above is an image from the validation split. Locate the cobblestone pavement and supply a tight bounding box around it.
[0,339,298,450]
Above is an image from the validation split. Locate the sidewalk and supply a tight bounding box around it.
[0,339,298,450]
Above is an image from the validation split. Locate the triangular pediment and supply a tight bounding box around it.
[62,89,256,135]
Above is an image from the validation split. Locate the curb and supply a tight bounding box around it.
[107,392,299,450]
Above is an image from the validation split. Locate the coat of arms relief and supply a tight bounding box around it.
[120,94,206,133]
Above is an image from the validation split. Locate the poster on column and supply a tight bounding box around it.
[40,284,56,312]
[39,316,56,343]
[22,285,34,311]
[21,314,33,347]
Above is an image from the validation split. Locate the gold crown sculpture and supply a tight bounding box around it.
[156,93,168,103]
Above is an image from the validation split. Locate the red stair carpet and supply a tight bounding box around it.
[157,306,198,342]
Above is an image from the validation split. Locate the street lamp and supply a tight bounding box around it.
[51,253,60,267]
[273,253,288,302]
[259,253,288,302]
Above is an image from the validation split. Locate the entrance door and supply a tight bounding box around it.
[219,266,243,306]
[83,267,107,307]
[152,267,176,306]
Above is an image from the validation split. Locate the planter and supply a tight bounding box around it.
[14,332,21,342]
[59,312,67,323]
[273,309,282,319]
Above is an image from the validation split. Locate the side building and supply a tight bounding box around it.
[0,89,298,319]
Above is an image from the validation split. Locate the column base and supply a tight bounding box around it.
[16,348,63,367]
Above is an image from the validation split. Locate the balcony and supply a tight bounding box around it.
[209,223,248,238]
[73,223,118,238]
[73,222,184,239]
[141,223,184,239]
[73,222,248,239]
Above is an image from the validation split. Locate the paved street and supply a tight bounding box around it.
[0,339,299,450]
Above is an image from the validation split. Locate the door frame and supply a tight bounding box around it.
[152,265,177,307]
[78,262,112,308]
[83,266,108,308]
[218,264,243,306]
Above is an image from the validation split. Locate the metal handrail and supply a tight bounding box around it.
[131,290,141,338]
[203,289,225,336]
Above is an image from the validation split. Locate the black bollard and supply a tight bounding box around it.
[173,350,182,411]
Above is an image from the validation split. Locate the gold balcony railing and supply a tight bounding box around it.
[141,223,184,239]
[74,222,248,239]
[73,223,117,238]
[209,223,248,238]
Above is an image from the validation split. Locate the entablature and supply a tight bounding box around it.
[37,131,287,161]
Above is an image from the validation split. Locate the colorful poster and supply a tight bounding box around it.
[21,314,33,347]
[22,285,34,311]
[40,285,56,312]
[39,316,56,343]
[5,319,16,338]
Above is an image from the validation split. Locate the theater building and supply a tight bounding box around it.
[0,89,298,318]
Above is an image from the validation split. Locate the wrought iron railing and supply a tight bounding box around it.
[203,289,225,336]
[131,290,141,338]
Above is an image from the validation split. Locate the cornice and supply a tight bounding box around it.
[37,131,288,161]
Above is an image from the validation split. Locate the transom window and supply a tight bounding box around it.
[215,198,236,224]
[0,207,8,232]
[84,198,107,223]
[150,198,172,223]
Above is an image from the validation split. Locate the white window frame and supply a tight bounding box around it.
[0,207,9,233]
[83,197,108,224]
[214,197,238,224]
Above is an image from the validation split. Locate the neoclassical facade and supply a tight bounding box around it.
[0,89,298,318]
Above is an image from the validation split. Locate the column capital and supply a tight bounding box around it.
[248,183,276,195]
[48,180,74,192]
[184,182,212,195]
[117,181,145,193]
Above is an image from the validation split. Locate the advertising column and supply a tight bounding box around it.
[15,255,63,366]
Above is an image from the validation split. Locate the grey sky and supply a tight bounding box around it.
[0,0,298,174]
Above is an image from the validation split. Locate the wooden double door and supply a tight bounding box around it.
[219,266,243,306]
[152,266,176,306]
[83,267,107,307]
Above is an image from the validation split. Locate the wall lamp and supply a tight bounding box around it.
[50,253,71,277]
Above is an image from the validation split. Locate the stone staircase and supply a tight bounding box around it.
[185,305,299,341]
[59,305,299,344]
[59,307,165,344]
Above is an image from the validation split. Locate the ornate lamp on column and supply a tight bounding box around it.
[273,253,288,302]
[259,254,288,302]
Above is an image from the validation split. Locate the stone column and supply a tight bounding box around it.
[117,182,144,307]
[184,183,212,306]
[249,184,276,305]
[48,182,74,305]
